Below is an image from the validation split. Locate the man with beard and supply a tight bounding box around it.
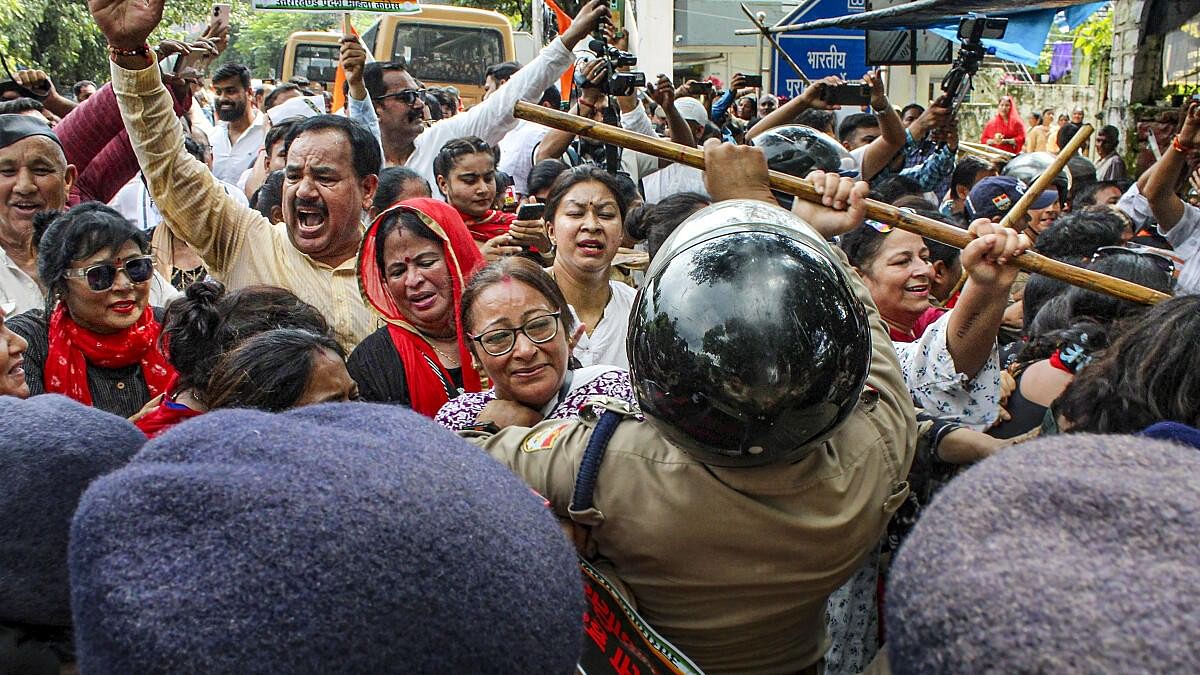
[210,63,265,185]
[92,0,380,352]
[342,0,611,195]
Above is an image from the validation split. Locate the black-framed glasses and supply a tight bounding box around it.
[62,255,155,292]
[469,312,561,356]
[1091,246,1176,279]
[373,88,426,105]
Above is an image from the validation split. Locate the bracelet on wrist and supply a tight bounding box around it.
[1173,135,1196,154]
[108,42,152,59]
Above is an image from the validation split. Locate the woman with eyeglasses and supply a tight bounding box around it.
[435,257,635,431]
[349,198,486,416]
[7,203,176,417]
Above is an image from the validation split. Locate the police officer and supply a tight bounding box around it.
[465,141,917,674]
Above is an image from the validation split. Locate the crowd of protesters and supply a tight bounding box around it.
[2,0,1199,672]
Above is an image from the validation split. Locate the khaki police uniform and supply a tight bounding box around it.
[466,248,916,675]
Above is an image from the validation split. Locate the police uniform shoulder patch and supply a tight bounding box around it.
[521,421,572,453]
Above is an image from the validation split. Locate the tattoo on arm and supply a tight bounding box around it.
[955,311,981,340]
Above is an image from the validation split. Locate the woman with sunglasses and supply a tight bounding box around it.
[435,257,635,431]
[349,198,485,416]
[7,203,175,417]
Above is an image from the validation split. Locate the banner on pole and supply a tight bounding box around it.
[251,0,420,13]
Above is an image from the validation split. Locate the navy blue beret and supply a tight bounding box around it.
[70,402,584,673]
[0,394,145,626]
[887,433,1200,673]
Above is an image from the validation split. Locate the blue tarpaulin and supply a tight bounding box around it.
[925,2,1106,66]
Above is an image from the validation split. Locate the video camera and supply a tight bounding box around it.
[940,15,1008,114]
[577,38,647,97]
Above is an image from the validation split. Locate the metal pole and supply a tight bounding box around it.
[532,0,545,50]
[734,0,942,35]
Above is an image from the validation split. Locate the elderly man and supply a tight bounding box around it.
[0,114,178,314]
[92,0,380,351]
[0,115,75,313]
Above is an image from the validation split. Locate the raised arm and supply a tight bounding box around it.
[746,76,839,141]
[90,0,266,277]
[946,220,1030,379]
[857,71,906,182]
[651,77,696,148]
[441,0,610,147]
[1143,101,1200,232]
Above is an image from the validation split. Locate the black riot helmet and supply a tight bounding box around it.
[1002,151,1070,205]
[628,200,872,468]
[752,125,856,210]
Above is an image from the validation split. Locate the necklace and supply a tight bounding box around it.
[426,338,458,366]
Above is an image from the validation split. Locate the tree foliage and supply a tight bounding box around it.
[0,0,534,86]
[0,0,214,86]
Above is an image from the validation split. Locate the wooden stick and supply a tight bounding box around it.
[739,4,810,86]
[945,127,1095,300]
[960,140,1015,160]
[513,101,1170,306]
[999,124,1091,232]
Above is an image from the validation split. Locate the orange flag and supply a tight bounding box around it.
[331,13,358,114]
[544,0,574,104]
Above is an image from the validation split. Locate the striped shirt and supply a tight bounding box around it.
[110,62,378,352]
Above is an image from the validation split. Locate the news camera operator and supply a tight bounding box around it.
[534,40,693,179]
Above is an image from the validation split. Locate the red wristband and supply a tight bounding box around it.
[1174,135,1196,154]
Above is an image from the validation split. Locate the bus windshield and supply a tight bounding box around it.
[391,24,505,85]
[295,42,340,85]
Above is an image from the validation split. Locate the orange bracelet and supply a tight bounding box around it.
[1174,135,1196,153]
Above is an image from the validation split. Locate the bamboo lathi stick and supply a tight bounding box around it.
[998,124,1091,231]
[513,101,1169,306]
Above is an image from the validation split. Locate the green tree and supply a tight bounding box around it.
[1073,9,1113,87]
[0,0,212,86]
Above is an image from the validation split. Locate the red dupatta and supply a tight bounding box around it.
[459,208,516,243]
[981,98,1026,153]
[357,197,486,417]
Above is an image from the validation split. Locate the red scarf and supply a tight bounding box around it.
[459,208,515,243]
[358,198,486,417]
[44,304,176,407]
[135,397,203,438]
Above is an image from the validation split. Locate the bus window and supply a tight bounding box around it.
[391,24,504,86]
[295,43,340,86]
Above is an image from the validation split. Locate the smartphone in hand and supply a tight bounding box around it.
[515,202,547,221]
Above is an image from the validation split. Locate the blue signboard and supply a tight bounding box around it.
[771,0,869,98]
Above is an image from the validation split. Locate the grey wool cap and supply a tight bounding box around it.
[0,394,145,627]
[70,402,585,674]
[886,433,1200,674]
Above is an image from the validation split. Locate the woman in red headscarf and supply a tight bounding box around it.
[348,198,487,416]
[981,95,1026,153]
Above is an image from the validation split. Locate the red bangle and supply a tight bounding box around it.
[108,42,151,58]
[1174,135,1196,153]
